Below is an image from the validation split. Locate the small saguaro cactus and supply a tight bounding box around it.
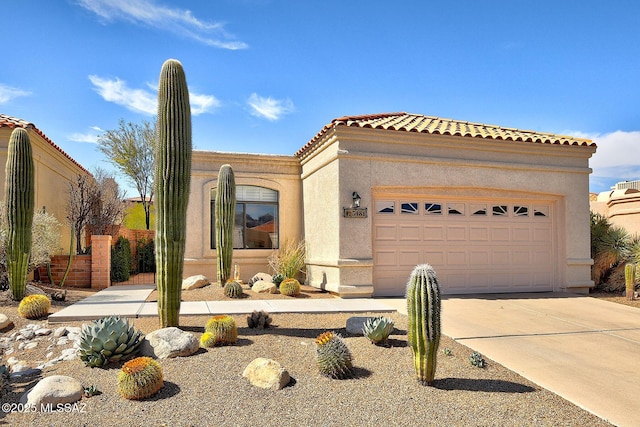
[215,164,236,286]
[154,58,192,327]
[5,128,35,301]
[406,264,441,386]
[625,263,636,301]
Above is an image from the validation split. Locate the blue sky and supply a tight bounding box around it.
[1,0,639,196]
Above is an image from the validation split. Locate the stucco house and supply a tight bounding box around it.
[185,112,597,297]
[0,114,90,252]
[590,180,640,235]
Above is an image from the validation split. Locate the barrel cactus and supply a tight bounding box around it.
[4,128,35,301]
[362,316,395,345]
[314,331,353,379]
[406,264,441,385]
[17,294,51,319]
[202,315,237,346]
[155,58,192,327]
[247,310,272,329]
[215,164,236,286]
[223,280,243,299]
[78,316,143,367]
[117,356,163,400]
[625,263,636,301]
[279,278,301,296]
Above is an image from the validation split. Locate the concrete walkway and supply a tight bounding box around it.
[47,285,396,323]
[441,293,640,427]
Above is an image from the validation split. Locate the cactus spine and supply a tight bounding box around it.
[406,264,441,385]
[4,128,35,301]
[215,164,235,286]
[625,263,636,301]
[154,59,192,327]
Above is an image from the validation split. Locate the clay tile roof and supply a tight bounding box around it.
[295,112,595,158]
[0,114,89,174]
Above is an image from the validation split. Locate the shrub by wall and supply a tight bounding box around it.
[111,236,132,283]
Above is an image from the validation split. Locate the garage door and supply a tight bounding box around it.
[372,198,554,295]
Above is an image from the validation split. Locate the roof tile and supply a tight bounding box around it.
[296,112,595,158]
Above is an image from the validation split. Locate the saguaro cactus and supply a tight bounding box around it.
[625,263,636,301]
[406,264,441,385]
[154,59,192,327]
[5,128,35,301]
[215,164,235,286]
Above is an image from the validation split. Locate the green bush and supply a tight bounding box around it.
[111,236,131,283]
[135,238,155,273]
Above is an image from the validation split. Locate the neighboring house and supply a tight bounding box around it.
[590,180,640,235]
[0,114,90,253]
[186,112,597,297]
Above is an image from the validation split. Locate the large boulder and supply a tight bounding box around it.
[243,358,290,390]
[251,280,277,294]
[139,327,199,359]
[182,275,210,290]
[21,375,83,408]
[0,313,12,330]
[249,272,273,286]
[346,316,369,335]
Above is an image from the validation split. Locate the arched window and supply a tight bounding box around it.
[211,186,279,249]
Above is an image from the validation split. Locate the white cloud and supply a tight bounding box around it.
[0,83,31,104]
[247,93,294,121]
[69,131,100,144]
[90,75,219,116]
[77,0,247,50]
[89,75,156,114]
[573,130,640,189]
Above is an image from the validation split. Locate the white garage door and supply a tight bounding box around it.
[372,198,554,295]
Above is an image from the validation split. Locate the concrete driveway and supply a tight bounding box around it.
[440,293,640,427]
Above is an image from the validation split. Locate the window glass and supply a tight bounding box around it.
[211,186,278,249]
[492,205,508,216]
[401,202,419,214]
[425,203,442,215]
[447,202,465,215]
[514,206,529,217]
[376,201,395,214]
[533,206,549,217]
[471,204,487,216]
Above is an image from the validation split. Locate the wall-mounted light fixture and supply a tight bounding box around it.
[352,192,361,208]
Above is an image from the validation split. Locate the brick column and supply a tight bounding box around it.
[91,235,112,289]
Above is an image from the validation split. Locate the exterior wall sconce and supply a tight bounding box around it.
[344,191,367,218]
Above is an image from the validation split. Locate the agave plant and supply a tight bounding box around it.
[77,316,143,367]
[362,316,394,345]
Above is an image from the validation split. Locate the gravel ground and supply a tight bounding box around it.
[0,285,614,427]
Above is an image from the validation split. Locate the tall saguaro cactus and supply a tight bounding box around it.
[625,263,636,301]
[5,128,35,301]
[215,164,235,286]
[154,59,192,327]
[406,264,441,385]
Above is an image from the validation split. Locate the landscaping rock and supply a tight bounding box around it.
[243,358,290,390]
[139,327,199,359]
[0,313,12,330]
[182,275,210,290]
[25,284,46,296]
[252,280,277,294]
[249,272,273,286]
[346,316,369,335]
[21,375,83,408]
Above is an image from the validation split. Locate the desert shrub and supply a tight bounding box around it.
[268,240,306,280]
[111,236,131,283]
[591,212,633,287]
[135,237,155,273]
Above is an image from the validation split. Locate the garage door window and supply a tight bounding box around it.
[471,204,487,216]
[492,205,508,216]
[514,206,529,217]
[401,202,419,214]
[447,202,465,215]
[425,203,442,215]
[376,201,395,214]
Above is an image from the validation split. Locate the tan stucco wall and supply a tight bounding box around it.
[184,151,303,282]
[591,190,640,235]
[0,128,89,254]
[301,127,596,296]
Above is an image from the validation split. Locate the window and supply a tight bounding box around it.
[401,202,419,214]
[514,206,529,217]
[424,203,442,215]
[492,205,508,216]
[211,186,278,249]
[376,201,395,214]
[447,202,465,216]
[533,206,549,217]
[471,204,487,216]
